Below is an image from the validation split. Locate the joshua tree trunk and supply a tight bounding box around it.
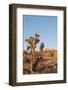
[32,49,35,64]
[31,48,35,73]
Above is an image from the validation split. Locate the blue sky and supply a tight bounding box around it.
[23,15,57,50]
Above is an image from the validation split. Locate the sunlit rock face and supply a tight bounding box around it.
[41,48,57,59]
[36,48,57,73]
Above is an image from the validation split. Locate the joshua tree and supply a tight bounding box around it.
[34,33,40,44]
[40,42,44,51]
[25,33,40,73]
